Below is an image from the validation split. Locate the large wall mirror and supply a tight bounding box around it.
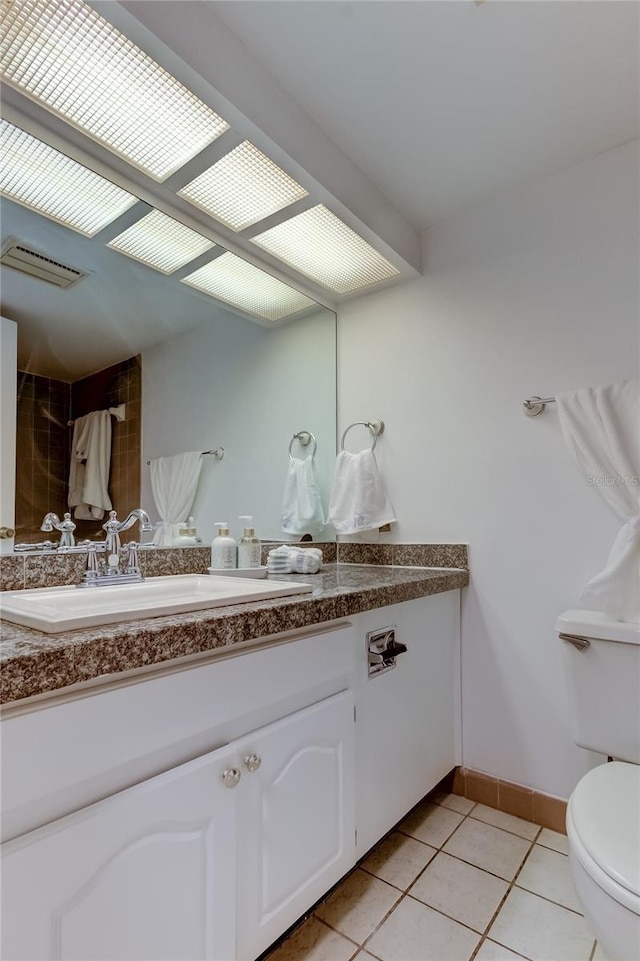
[1,188,336,551]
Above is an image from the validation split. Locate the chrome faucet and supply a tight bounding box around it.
[40,512,76,548]
[81,509,154,587]
[102,508,152,558]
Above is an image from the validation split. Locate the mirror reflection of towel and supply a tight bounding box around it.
[281,457,326,535]
[68,410,113,520]
[149,451,204,546]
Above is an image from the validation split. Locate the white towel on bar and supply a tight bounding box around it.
[557,379,639,622]
[68,410,113,520]
[328,449,396,535]
[149,451,204,546]
[281,456,326,535]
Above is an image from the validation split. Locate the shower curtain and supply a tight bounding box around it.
[556,380,639,622]
[149,451,203,547]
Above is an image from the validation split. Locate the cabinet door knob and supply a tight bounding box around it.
[222,767,241,788]
[243,753,262,773]
[0,527,15,539]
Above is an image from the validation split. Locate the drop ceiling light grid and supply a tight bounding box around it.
[0,0,229,181]
[181,252,316,321]
[251,205,400,293]
[107,210,215,274]
[0,119,138,236]
[178,140,308,231]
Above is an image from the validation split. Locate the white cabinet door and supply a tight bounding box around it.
[2,744,238,961]
[235,690,355,961]
[354,593,460,855]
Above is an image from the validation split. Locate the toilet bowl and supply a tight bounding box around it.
[566,762,640,961]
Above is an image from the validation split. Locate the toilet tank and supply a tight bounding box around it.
[557,610,640,763]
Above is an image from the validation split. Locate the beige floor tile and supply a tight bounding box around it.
[314,869,400,945]
[474,939,531,960]
[398,801,464,847]
[517,844,582,913]
[366,895,480,961]
[536,828,569,856]
[266,916,358,961]
[360,831,437,890]
[431,791,477,815]
[591,942,609,960]
[471,804,540,840]
[488,887,594,961]
[443,817,531,881]
[409,851,509,932]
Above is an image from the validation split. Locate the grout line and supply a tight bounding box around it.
[513,881,584,917]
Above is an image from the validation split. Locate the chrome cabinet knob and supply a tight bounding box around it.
[244,753,262,773]
[0,526,15,539]
[222,768,241,788]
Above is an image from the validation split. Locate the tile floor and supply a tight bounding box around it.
[265,790,603,961]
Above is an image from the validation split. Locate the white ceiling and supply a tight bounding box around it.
[210,0,639,230]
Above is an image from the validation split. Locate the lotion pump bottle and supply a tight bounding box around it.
[237,515,261,569]
[211,522,237,569]
[174,517,201,546]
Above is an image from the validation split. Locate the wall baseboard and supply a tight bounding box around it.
[444,767,567,835]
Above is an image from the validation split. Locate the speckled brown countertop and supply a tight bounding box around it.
[0,564,468,705]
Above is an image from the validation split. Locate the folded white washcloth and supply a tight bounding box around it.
[281,457,326,535]
[328,449,396,535]
[267,545,293,574]
[267,545,323,575]
[288,547,322,574]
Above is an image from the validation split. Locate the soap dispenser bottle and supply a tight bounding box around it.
[237,516,261,569]
[174,517,201,546]
[211,522,237,569]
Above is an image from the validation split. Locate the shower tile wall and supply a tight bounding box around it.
[15,356,142,544]
[15,372,71,544]
[72,356,142,541]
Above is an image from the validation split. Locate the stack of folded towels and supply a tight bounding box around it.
[267,545,323,575]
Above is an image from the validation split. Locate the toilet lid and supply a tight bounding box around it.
[570,762,640,898]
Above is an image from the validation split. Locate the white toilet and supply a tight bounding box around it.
[557,610,640,961]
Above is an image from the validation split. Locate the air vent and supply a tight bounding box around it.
[0,240,88,289]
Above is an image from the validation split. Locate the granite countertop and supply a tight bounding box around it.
[0,563,468,705]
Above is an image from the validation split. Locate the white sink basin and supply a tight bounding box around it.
[0,574,313,634]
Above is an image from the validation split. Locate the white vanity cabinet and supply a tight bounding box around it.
[1,588,461,961]
[2,689,355,961]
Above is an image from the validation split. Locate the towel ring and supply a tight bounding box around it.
[289,430,317,461]
[340,420,385,452]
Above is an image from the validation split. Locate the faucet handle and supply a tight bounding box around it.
[84,543,101,578]
[124,541,141,575]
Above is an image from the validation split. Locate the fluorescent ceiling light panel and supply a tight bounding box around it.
[107,210,215,274]
[178,140,308,231]
[251,205,400,293]
[181,252,316,321]
[0,119,138,236]
[0,0,229,181]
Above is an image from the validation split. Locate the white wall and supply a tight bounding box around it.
[338,140,639,799]
[142,307,336,545]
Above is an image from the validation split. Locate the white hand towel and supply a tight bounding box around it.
[557,379,639,622]
[328,449,396,535]
[149,451,204,547]
[68,410,113,520]
[281,456,326,535]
